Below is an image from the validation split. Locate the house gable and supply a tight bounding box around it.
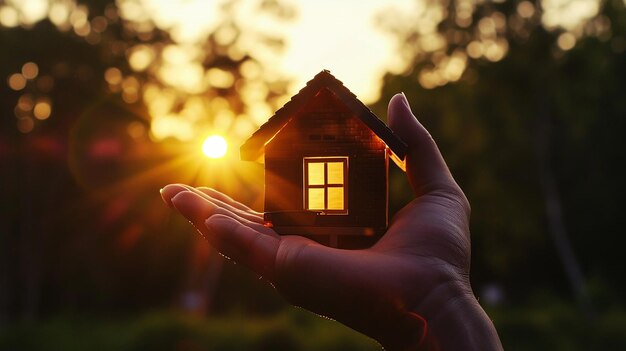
[240,70,407,171]
[263,87,388,219]
[265,87,387,158]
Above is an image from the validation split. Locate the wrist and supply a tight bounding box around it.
[376,278,470,351]
[417,282,502,351]
[378,278,502,351]
[377,310,428,351]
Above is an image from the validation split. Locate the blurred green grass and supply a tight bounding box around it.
[488,295,626,350]
[2,297,626,351]
[0,308,380,351]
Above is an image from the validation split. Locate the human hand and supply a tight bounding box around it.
[160,94,502,350]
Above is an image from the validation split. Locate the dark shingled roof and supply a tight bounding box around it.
[240,70,407,169]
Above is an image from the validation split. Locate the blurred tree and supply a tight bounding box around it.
[375,0,626,317]
[0,0,293,323]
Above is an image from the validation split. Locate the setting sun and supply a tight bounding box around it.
[202,135,228,158]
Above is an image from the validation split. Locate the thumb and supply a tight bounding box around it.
[388,93,457,197]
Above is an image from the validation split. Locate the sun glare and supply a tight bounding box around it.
[202,135,228,158]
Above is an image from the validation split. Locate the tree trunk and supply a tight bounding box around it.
[535,96,594,320]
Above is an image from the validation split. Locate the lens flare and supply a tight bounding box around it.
[202,135,227,158]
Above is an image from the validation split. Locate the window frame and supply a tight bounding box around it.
[303,156,349,215]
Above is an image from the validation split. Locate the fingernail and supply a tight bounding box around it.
[399,92,411,110]
[159,187,171,207]
[170,191,189,209]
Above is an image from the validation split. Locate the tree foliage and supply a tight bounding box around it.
[0,0,293,322]
[375,0,626,308]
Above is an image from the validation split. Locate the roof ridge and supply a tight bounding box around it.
[240,70,407,167]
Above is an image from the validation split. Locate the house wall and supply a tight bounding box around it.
[264,88,388,230]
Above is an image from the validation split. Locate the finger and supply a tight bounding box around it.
[197,187,261,214]
[170,191,278,238]
[387,93,458,197]
[205,214,280,279]
[161,184,264,224]
[160,183,188,207]
[182,186,263,224]
[195,187,264,223]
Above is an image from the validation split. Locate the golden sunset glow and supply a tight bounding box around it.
[202,135,228,159]
[3,0,603,140]
[3,0,605,104]
[1,0,622,342]
[1,0,608,200]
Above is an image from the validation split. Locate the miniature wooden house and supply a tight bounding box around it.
[241,70,407,249]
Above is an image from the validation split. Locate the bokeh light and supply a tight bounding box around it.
[0,5,19,27]
[21,62,39,79]
[8,73,27,90]
[33,99,52,120]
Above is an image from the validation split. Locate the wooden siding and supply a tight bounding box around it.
[264,88,388,230]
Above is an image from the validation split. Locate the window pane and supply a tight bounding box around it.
[308,188,325,210]
[327,187,344,210]
[307,162,324,185]
[327,162,344,184]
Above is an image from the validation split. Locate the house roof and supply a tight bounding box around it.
[240,70,407,170]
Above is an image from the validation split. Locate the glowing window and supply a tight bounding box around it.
[327,187,344,210]
[308,188,325,210]
[308,162,325,185]
[304,157,348,213]
[327,162,344,184]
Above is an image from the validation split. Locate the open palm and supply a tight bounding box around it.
[161,94,501,350]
